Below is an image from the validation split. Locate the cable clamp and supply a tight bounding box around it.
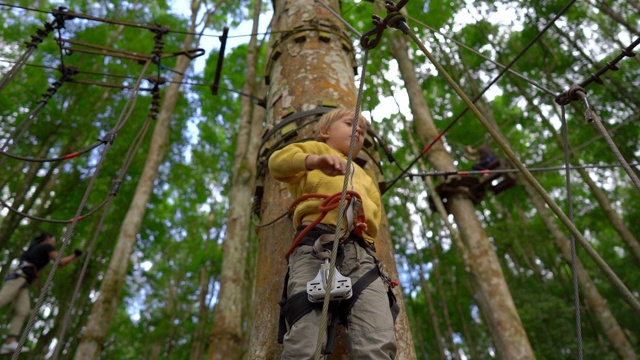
[360,0,410,49]
[101,131,117,144]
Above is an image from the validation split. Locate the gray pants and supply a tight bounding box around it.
[281,242,397,360]
[0,275,30,337]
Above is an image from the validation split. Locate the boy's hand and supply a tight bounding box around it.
[306,154,346,176]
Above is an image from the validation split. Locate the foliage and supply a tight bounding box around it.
[0,0,638,358]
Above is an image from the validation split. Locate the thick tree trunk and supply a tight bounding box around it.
[247,1,415,358]
[388,30,535,359]
[208,1,263,359]
[72,10,198,360]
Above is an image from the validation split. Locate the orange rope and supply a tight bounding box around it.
[284,191,363,259]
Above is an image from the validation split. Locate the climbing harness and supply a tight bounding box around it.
[277,226,399,354]
[284,190,368,303]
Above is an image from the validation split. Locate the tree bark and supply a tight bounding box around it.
[388,30,535,359]
[72,6,199,359]
[247,1,415,358]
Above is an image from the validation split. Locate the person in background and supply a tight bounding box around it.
[0,232,83,354]
[466,144,499,170]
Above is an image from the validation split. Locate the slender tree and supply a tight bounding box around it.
[388,28,536,359]
[208,0,264,358]
[73,4,201,358]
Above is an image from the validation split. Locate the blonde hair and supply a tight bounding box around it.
[314,108,368,141]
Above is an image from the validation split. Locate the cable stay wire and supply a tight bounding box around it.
[560,104,583,359]
[11,24,170,356]
[403,13,557,97]
[11,59,153,358]
[253,159,640,232]
[0,6,73,94]
[0,2,290,39]
[402,18,640,324]
[383,0,579,195]
[555,36,640,104]
[50,81,161,360]
[553,37,640,194]
[394,161,640,180]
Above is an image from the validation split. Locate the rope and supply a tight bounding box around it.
[383,0,579,195]
[0,196,110,224]
[50,81,160,360]
[404,27,640,318]
[313,48,370,360]
[0,66,79,158]
[0,141,106,163]
[315,0,362,37]
[397,162,640,179]
[284,191,364,259]
[10,60,152,359]
[555,36,640,105]
[571,89,640,193]
[536,112,640,168]
[0,6,72,94]
[403,13,556,97]
[560,106,583,359]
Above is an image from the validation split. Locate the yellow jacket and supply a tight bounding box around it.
[268,141,382,244]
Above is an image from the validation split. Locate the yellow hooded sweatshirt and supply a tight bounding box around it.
[268,141,382,245]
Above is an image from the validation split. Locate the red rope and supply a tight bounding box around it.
[284,190,363,259]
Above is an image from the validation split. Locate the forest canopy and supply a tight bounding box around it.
[0,0,638,359]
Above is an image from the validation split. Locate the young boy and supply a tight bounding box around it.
[269,108,398,359]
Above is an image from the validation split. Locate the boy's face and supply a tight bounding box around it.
[321,114,366,157]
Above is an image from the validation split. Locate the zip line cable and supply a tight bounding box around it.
[394,161,640,180]
[560,104,583,359]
